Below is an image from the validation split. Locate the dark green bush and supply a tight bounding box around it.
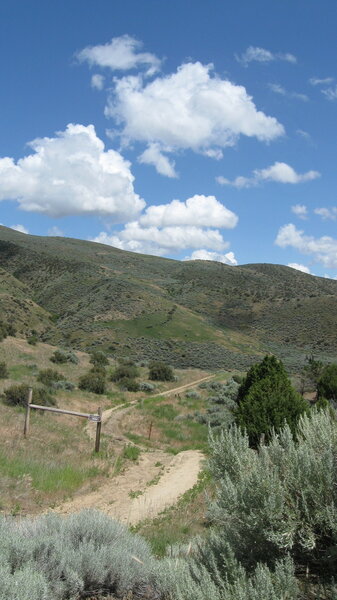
[111,364,139,382]
[2,384,56,407]
[0,361,9,379]
[317,363,337,402]
[50,350,68,364]
[89,365,106,377]
[237,355,287,402]
[148,361,175,381]
[0,320,15,341]
[90,350,109,367]
[27,335,38,346]
[50,350,79,365]
[79,372,106,394]
[37,368,63,387]
[118,377,139,392]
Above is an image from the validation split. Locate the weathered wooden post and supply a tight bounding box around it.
[95,407,102,453]
[23,387,33,437]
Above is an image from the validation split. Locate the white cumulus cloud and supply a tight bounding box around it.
[0,123,145,220]
[287,263,311,274]
[321,86,337,101]
[183,249,237,265]
[139,195,238,228]
[92,194,237,258]
[93,224,228,257]
[314,207,337,220]
[217,162,320,188]
[275,223,337,268]
[291,204,308,219]
[105,61,284,173]
[77,35,161,75]
[236,46,297,66]
[10,224,29,234]
[91,74,105,90]
[138,143,177,178]
[309,77,334,86]
[268,83,308,102]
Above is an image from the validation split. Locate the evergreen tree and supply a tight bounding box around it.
[236,355,309,446]
[317,363,337,402]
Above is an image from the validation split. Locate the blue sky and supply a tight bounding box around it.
[1,0,337,277]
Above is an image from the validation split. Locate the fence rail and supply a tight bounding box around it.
[23,388,102,452]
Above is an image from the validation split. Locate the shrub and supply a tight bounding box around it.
[50,350,68,364]
[111,364,139,382]
[119,377,140,392]
[89,350,109,367]
[317,363,337,402]
[0,321,15,342]
[0,510,163,600]
[27,334,38,345]
[2,384,56,407]
[139,381,155,392]
[185,390,200,399]
[89,365,107,377]
[148,361,175,381]
[0,361,8,379]
[50,350,78,365]
[37,368,63,387]
[52,380,75,391]
[207,410,337,576]
[78,372,106,395]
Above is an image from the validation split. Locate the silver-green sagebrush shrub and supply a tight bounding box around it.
[207,410,337,574]
[157,552,297,600]
[0,511,161,600]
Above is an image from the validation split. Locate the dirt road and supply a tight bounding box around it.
[55,449,204,525]
[55,374,212,524]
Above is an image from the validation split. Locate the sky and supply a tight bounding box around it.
[1,0,337,277]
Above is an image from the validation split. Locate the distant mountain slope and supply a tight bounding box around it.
[0,225,336,369]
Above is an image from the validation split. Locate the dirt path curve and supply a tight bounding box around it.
[56,374,213,524]
[54,449,204,525]
[86,374,215,441]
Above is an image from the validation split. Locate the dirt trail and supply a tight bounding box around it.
[86,374,215,441]
[56,375,212,524]
[54,449,204,525]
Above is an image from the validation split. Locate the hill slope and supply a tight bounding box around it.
[0,225,336,369]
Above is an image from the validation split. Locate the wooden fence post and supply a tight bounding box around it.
[23,388,33,437]
[95,407,102,453]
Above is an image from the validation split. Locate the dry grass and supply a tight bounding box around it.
[0,338,215,516]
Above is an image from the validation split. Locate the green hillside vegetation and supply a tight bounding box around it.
[0,226,336,371]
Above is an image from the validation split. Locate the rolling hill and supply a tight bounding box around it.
[0,225,336,370]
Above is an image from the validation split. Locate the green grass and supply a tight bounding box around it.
[0,451,99,493]
[94,306,225,344]
[133,470,211,556]
[8,364,38,380]
[136,395,209,452]
[122,444,141,461]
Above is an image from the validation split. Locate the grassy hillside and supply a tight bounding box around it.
[0,225,337,369]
